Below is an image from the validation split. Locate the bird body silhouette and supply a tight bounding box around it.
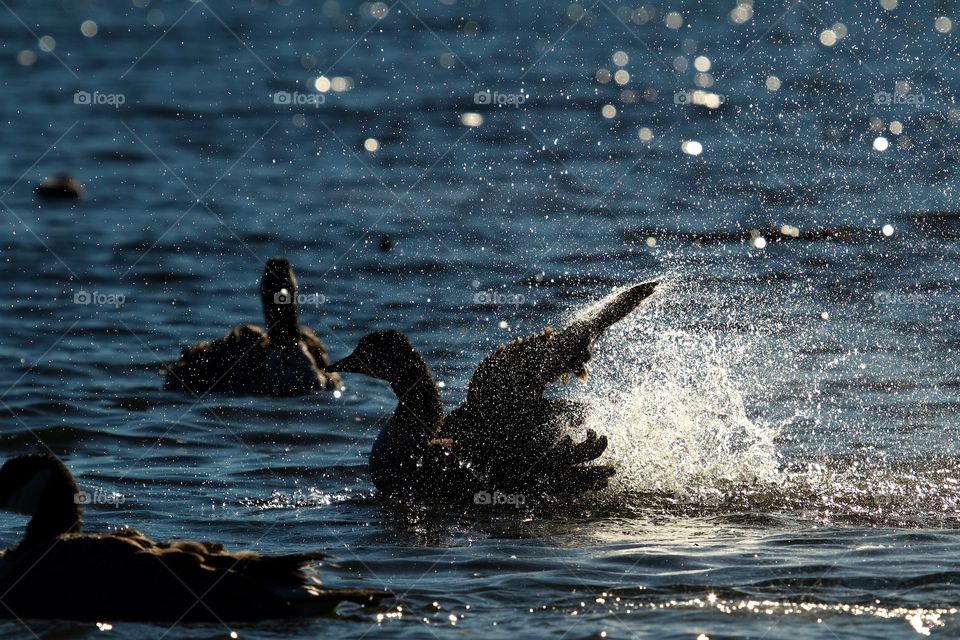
[164,258,340,396]
[0,454,388,621]
[328,282,658,501]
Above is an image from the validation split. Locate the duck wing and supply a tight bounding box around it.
[464,282,658,416]
[0,529,389,621]
[298,326,342,390]
[164,324,269,394]
[445,400,615,494]
[448,282,657,494]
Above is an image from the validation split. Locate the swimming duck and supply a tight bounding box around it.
[0,454,388,621]
[35,174,84,199]
[164,258,341,396]
[327,281,658,500]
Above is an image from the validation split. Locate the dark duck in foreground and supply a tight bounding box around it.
[164,257,340,396]
[0,454,388,621]
[327,281,658,501]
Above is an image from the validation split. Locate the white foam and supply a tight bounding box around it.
[571,281,781,495]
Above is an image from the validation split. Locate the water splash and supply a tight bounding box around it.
[554,279,960,527]
[572,281,780,496]
[240,487,354,509]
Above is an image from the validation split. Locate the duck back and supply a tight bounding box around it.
[0,530,387,621]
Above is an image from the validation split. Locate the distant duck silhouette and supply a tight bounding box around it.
[35,174,83,199]
[164,258,341,396]
[327,282,658,500]
[0,454,389,621]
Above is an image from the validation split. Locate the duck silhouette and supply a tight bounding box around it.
[0,454,389,621]
[327,281,658,501]
[35,174,83,199]
[164,258,341,396]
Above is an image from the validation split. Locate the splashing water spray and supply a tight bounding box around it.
[568,278,781,500]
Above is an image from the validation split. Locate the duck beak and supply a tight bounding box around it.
[325,352,365,374]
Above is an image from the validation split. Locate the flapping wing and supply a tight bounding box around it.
[465,282,658,414]
[452,283,657,495]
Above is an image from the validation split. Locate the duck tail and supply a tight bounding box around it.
[292,587,392,616]
[262,558,391,616]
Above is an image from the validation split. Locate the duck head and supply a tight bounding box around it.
[0,454,82,544]
[260,257,301,344]
[326,331,423,385]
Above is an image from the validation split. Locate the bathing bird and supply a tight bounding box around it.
[0,454,389,621]
[164,257,340,396]
[327,281,658,501]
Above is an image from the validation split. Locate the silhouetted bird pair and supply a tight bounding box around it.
[165,258,658,502]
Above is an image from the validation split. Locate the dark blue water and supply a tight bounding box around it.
[1,0,959,637]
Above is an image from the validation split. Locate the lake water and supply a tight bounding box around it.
[1,0,959,637]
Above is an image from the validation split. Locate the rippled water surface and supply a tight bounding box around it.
[1,0,960,637]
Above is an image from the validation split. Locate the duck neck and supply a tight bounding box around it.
[22,474,82,548]
[389,355,444,438]
[263,298,301,346]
